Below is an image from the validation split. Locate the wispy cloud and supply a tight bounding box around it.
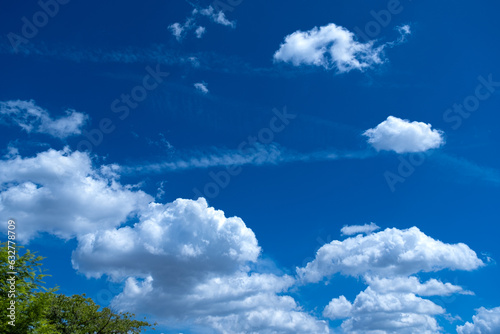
[120,144,373,174]
[433,152,500,186]
[168,5,235,41]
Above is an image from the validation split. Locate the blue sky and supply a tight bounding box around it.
[1,0,500,333]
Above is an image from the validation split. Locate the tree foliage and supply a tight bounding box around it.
[1,242,155,333]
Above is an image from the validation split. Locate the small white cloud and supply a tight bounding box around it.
[195,26,206,38]
[273,23,387,73]
[341,222,380,236]
[363,116,445,153]
[194,82,209,94]
[0,100,88,139]
[169,6,234,42]
[199,6,235,27]
[168,22,185,41]
[457,307,500,334]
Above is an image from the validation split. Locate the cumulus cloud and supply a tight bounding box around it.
[363,116,445,153]
[299,226,483,333]
[341,222,380,236]
[0,148,152,241]
[457,307,500,334]
[297,226,483,283]
[273,23,410,73]
[0,100,88,138]
[73,198,329,333]
[194,82,209,94]
[324,287,445,333]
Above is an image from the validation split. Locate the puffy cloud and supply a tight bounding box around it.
[301,226,483,333]
[363,116,445,153]
[273,23,387,73]
[72,198,261,280]
[323,276,472,333]
[324,287,444,333]
[0,148,152,241]
[0,100,88,138]
[297,227,484,283]
[194,82,209,94]
[341,222,380,236]
[73,198,328,333]
[457,307,500,334]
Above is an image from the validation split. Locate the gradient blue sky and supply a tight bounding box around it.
[1,1,500,333]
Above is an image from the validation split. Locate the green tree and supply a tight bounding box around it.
[0,242,57,333]
[1,242,155,333]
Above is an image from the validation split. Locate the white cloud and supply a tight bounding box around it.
[325,287,445,333]
[169,6,235,41]
[365,276,473,297]
[0,100,88,138]
[195,26,206,38]
[73,198,329,333]
[300,226,483,333]
[0,148,152,241]
[297,227,484,283]
[273,23,391,73]
[341,222,380,236]
[199,6,235,27]
[194,82,209,94]
[363,116,445,153]
[168,22,185,41]
[457,307,500,334]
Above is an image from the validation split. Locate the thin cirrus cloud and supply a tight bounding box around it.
[0,100,88,139]
[363,116,445,153]
[119,143,371,175]
[273,23,411,73]
[298,226,485,333]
